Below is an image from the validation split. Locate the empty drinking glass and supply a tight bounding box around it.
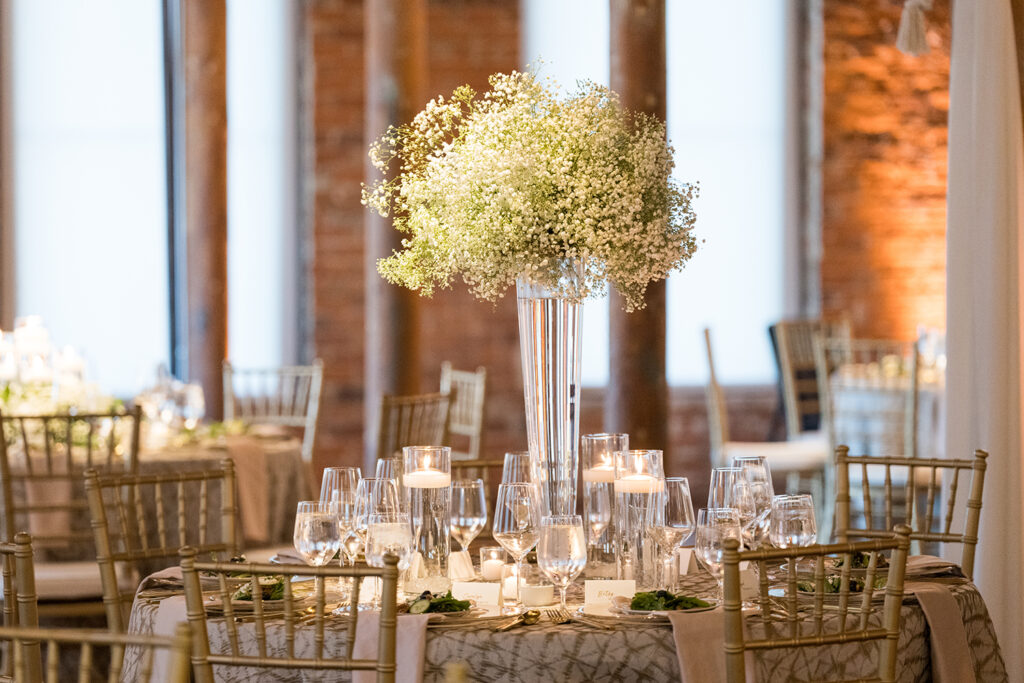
[492,483,538,610]
[375,457,407,509]
[648,477,696,588]
[501,451,532,484]
[365,512,414,608]
[355,477,401,551]
[293,501,342,567]
[537,515,587,610]
[695,507,741,602]
[732,455,774,547]
[451,479,488,552]
[769,494,817,548]
[707,467,743,509]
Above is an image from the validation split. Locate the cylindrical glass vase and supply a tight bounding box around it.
[613,449,665,590]
[402,446,452,594]
[581,433,628,576]
[516,264,583,517]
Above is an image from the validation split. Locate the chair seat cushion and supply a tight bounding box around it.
[723,435,829,472]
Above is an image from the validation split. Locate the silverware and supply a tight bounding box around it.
[545,607,614,630]
[492,609,540,632]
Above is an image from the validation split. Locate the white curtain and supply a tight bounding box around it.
[946,0,1024,678]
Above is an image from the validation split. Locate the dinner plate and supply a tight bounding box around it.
[605,595,717,620]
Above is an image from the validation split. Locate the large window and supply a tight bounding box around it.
[523,0,792,386]
[10,0,169,396]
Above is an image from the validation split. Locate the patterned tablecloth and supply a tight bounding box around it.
[125,570,1007,682]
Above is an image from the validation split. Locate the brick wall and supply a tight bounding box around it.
[821,0,949,340]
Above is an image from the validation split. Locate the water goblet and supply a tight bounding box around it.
[769,494,817,548]
[293,501,343,606]
[647,477,695,588]
[695,507,741,603]
[451,479,488,552]
[537,515,587,611]
[501,451,532,484]
[365,512,414,609]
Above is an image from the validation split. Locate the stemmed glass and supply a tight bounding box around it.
[364,512,414,609]
[451,479,487,552]
[537,515,587,610]
[492,483,538,611]
[707,467,743,508]
[769,495,817,548]
[375,457,407,510]
[320,467,362,567]
[695,507,741,603]
[583,485,611,559]
[501,451,532,484]
[293,501,342,606]
[355,477,401,554]
[647,477,696,588]
[732,456,774,548]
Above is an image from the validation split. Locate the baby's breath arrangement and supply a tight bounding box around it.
[362,70,698,312]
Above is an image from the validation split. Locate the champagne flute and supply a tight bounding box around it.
[537,515,587,610]
[647,477,695,588]
[451,479,487,552]
[769,494,817,548]
[365,512,414,609]
[501,451,532,484]
[695,507,741,603]
[492,483,538,611]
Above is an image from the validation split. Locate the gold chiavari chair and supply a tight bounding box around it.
[722,525,911,683]
[773,318,852,439]
[0,623,191,683]
[835,446,988,580]
[704,328,829,494]
[375,392,452,461]
[440,362,487,462]
[0,408,140,620]
[179,548,399,683]
[84,461,239,635]
[223,360,324,463]
[0,533,41,682]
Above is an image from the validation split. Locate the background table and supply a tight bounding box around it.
[125,570,1007,682]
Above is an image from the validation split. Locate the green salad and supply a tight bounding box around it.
[796,574,887,594]
[407,591,472,614]
[231,576,287,601]
[832,551,889,570]
[629,590,711,611]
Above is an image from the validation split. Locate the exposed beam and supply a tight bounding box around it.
[182,0,228,419]
[607,0,669,453]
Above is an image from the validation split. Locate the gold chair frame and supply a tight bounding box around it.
[375,392,452,462]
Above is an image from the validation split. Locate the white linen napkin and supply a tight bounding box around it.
[147,595,188,682]
[668,608,755,683]
[352,612,431,683]
[225,436,270,545]
[906,581,975,683]
[905,554,964,578]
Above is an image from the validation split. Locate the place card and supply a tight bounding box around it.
[451,580,501,607]
[584,579,636,614]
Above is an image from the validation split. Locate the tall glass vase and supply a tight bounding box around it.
[516,262,583,517]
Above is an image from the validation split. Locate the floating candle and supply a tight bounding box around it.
[582,465,615,483]
[403,469,452,489]
[613,474,662,494]
[481,558,504,580]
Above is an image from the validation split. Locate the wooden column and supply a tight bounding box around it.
[183,0,228,419]
[1013,0,1024,139]
[364,0,426,465]
[606,0,668,452]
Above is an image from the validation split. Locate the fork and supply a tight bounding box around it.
[545,608,614,630]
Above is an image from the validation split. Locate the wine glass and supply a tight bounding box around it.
[375,457,407,509]
[732,455,774,547]
[707,466,742,508]
[769,494,817,548]
[364,512,414,609]
[537,515,587,610]
[355,477,401,551]
[320,466,361,505]
[320,467,362,567]
[492,483,538,611]
[695,507,741,602]
[451,479,487,552]
[293,501,343,607]
[647,477,696,588]
[501,451,532,484]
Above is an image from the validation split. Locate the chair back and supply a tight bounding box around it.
[222,360,324,463]
[440,362,486,461]
[814,337,920,459]
[834,446,988,579]
[0,622,191,683]
[774,319,851,438]
[722,525,911,683]
[703,328,731,468]
[84,461,240,633]
[0,408,140,559]
[0,533,40,681]
[375,392,451,461]
[180,548,398,683]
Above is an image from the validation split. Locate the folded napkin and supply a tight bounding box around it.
[669,608,755,683]
[906,555,965,579]
[352,612,431,683]
[137,566,184,593]
[225,436,270,545]
[906,581,975,683]
[150,595,188,681]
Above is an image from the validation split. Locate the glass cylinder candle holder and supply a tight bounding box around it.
[581,433,628,576]
[478,547,507,581]
[613,449,665,590]
[402,446,452,594]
